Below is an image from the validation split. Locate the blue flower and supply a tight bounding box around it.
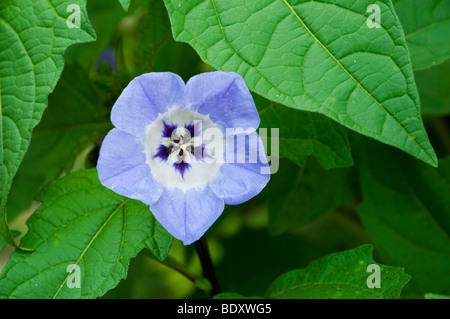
[95,47,117,73]
[97,71,270,245]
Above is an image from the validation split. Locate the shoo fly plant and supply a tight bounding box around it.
[0,0,449,300]
[97,71,270,245]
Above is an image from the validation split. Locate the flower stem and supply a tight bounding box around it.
[195,236,221,297]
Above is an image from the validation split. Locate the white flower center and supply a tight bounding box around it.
[144,107,223,192]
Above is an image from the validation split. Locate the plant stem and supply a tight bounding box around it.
[144,249,197,283]
[195,236,221,297]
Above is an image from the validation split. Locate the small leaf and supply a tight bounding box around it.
[393,0,450,71]
[0,169,172,299]
[163,0,437,166]
[267,245,410,299]
[0,0,95,245]
[268,158,358,235]
[255,94,353,169]
[356,139,450,296]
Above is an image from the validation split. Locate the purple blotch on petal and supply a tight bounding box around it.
[173,161,191,178]
[153,144,171,161]
[185,123,195,138]
[184,122,202,138]
[162,121,178,138]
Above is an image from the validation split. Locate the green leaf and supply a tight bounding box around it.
[0,0,95,245]
[136,0,172,72]
[393,0,450,71]
[255,94,353,169]
[6,64,112,221]
[163,0,437,167]
[118,0,131,11]
[268,158,358,235]
[121,0,172,76]
[0,169,172,299]
[356,139,450,296]
[415,60,450,116]
[267,245,410,299]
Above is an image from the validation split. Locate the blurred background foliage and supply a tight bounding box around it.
[1,0,448,299]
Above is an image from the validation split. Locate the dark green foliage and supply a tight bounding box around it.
[0,0,448,299]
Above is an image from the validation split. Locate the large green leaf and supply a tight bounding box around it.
[255,94,353,169]
[6,64,112,221]
[163,0,437,167]
[357,139,450,296]
[393,0,450,71]
[0,169,172,299]
[268,159,357,235]
[0,0,95,245]
[267,245,410,299]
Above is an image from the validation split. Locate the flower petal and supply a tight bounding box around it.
[111,72,185,137]
[185,71,260,131]
[209,131,270,205]
[150,186,225,245]
[97,128,163,205]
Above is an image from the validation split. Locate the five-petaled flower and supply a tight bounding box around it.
[97,71,270,245]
